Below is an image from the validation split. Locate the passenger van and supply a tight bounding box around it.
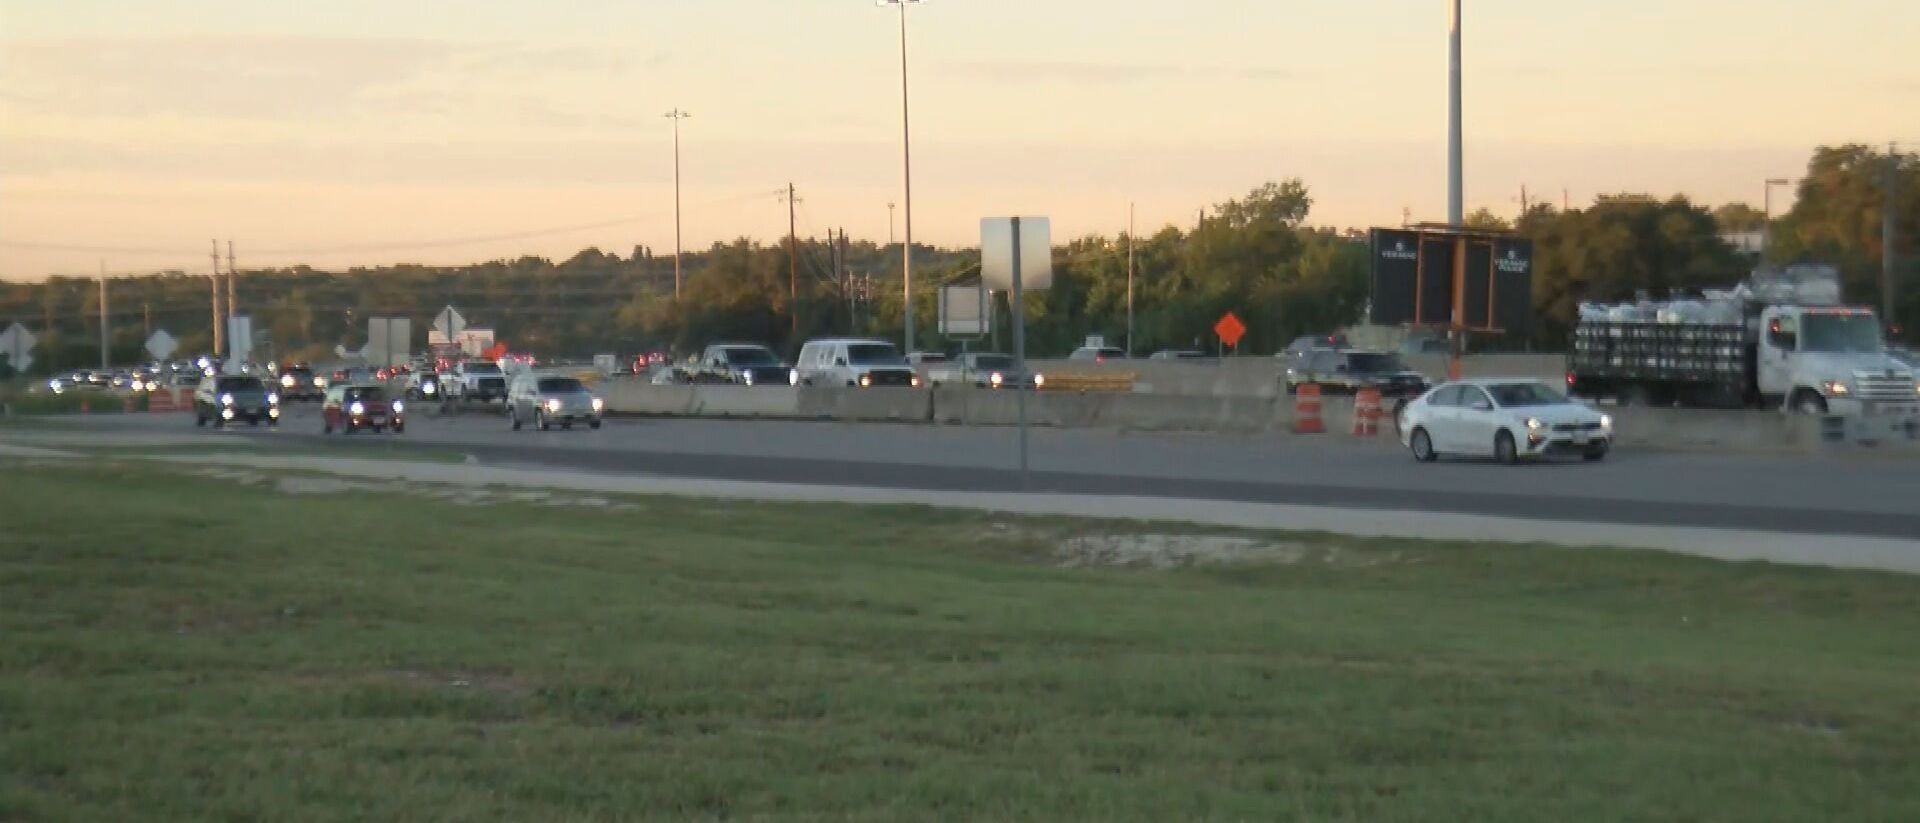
[794,338,921,388]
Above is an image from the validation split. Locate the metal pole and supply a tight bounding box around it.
[1011,217,1028,486]
[896,0,917,355]
[210,240,223,358]
[1126,202,1136,358]
[788,182,799,342]
[1447,0,1464,227]
[98,261,108,370]
[226,240,237,330]
[666,109,690,300]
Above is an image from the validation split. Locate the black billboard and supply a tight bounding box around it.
[1369,228,1532,334]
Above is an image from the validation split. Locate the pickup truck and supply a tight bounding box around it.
[443,360,508,404]
[694,343,794,386]
[927,352,1043,389]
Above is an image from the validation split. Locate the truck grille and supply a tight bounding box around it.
[1854,372,1917,401]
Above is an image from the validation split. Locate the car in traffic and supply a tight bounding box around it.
[276,364,325,401]
[926,353,1044,389]
[194,374,280,428]
[1399,380,1612,464]
[1067,346,1127,363]
[1285,350,1432,397]
[507,373,604,431]
[405,369,445,401]
[321,383,404,434]
[695,343,794,386]
[795,338,921,388]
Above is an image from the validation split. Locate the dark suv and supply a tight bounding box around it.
[1285,350,1431,397]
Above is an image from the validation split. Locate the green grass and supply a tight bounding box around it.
[4,461,1919,821]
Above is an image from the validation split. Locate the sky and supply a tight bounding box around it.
[2,0,1917,280]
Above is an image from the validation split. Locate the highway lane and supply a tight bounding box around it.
[66,404,1920,540]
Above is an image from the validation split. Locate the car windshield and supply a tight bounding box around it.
[1347,353,1406,373]
[465,363,502,374]
[538,378,585,392]
[722,348,779,366]
[344,387,385,402]
[216,377,263,392]
[1487,383,1566,407]
[847,344,904,366]
[973,355,1015,370]
[1800,313,1883,353]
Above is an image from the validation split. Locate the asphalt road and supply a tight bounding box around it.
[66,403,1920,540]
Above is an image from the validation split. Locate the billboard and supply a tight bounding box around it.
[1369,228,1531,334]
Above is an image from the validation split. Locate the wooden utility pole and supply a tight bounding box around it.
[226,240,238,327]
[210,240,224,357]
[785,183,800,340]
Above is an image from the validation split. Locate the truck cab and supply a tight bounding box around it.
[1757,306,1919,417]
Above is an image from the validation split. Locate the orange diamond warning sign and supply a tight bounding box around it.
[1213,312,1247,348]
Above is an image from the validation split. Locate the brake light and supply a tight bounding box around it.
[1566,372,1576,386]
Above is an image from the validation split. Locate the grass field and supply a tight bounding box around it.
[3,459,1919,821]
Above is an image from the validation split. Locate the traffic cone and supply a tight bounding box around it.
[1293,384,1326,434]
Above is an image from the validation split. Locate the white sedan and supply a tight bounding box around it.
[1399,379,1613,463]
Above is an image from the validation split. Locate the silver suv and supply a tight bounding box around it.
[507,373,604,431]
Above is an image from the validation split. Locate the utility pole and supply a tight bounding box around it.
[226,240,237,330]
[98,260,108,370]
[1518,184,1530,219]
[665,109,690,300]
[1126,202,1136,358]
[144,301,152,341]
[1885,143,1899,323]
[785,183,800,341]
[210,240,224,357]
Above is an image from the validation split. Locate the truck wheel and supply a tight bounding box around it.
[1792,391,1828,416]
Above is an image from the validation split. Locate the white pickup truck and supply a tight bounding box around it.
[442,360,508,405]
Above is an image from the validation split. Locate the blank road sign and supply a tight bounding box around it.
[981,217,1052,291]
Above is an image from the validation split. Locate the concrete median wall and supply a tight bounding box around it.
[1024,353,1568,399]
[798,386,933,423]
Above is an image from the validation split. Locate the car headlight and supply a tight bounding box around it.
[859,374,872,388]
[743,371,755,386]
[546,398,562,412]
[989,372,1005,387]
[391,400,405,414]
[422,382,436,394]
[1525,417,1544,431]
[314,377,328,388]
[789,369,799,386]
[220,393,234,406]
[348,401,365,415]
[591,397,605,412]
[911,375,923,388]
[1599,413,1613,431]
[1033,373,1046,388]
[267,393,280,405]
[1822,380,1851,396]
[281,375,295,388]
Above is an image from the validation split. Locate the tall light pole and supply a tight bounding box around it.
[1126,202,1136,358]
[1763,177,1792,259]
[887,202,897,248]
[665,109,691,300]
[881,0,924,353]
[1447,0,1464,227]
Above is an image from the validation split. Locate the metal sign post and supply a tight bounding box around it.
[982,216,1052,489]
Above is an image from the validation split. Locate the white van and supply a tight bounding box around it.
[795,338,922,388]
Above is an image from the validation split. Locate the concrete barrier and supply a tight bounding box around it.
[689,386,799,418]
[602,381,697,416]
[1026,353,1568,399]
[798,386,932,423]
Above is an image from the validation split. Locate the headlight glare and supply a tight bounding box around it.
[220,393,234,406]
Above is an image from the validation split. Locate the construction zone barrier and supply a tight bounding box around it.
[1038,372,1137,393]
[1292,383,1325,434]
[1351,388,1382,437]
[148,389,182,414]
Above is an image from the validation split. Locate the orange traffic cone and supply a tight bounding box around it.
[1293,384,1326,434]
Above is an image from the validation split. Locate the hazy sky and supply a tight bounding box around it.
[3,0,1916,280]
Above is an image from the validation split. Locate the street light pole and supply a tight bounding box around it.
[881,0,924,354]
[1763,178,1791,259]
[1447,0,1464,227]
[1126,202,1136,358]
[665,109,691,300]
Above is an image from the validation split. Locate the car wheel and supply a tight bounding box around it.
[1494,430,1519,465]
[536,410,550,431]
[1792,391,1828,416]
[510,408,522,431]
[1410,427,1438,463]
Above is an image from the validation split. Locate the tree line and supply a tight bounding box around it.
[2,144,1912,376]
